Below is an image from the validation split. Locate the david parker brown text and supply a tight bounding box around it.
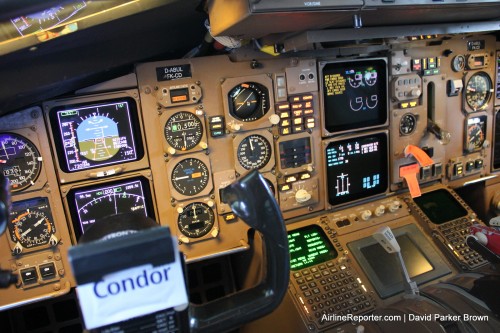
[322,313,489,322]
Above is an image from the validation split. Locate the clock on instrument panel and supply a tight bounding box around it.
[464,72,492,112]
[399,113,417,136]
[177,202,215,239]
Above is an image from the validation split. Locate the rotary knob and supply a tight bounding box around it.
[360,210,372,221]
[388,200,401,213]
[374,205,386,217]
[410,88,421,97]
[295,189,312,203]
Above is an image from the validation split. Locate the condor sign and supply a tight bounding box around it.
[76,248,188,329]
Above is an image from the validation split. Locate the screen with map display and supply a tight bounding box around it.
[49,97,143,172]
[66,176,154,239]
[321,59,388,134]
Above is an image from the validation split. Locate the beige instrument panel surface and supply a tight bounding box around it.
[0,33,498,310]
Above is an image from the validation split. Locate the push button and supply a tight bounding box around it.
[39,263,57,280]
[20,267,38,285]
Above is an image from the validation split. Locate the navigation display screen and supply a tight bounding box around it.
[321,59,387,134]
[325,132,388,206]
[50,98,143,172]
[288,225,338,271]
[67,177,154,238]
[413,189,468,224]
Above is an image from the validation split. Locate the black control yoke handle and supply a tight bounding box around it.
[189,170,290,333]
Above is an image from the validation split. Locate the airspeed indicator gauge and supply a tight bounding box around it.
[0,133,42,192]
[465,72,492,112]
[164,111,203,151]
[9,197,57,252]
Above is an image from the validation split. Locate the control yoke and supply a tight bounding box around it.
[69,170,289,332]
[189,169,290,333]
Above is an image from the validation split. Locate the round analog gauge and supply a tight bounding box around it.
[171,158,210,196]
[465,72,492,112]
[228,82,269,121]
[465,116,486,152]
[9,198,56,250]
[178,202,215,238]
[237,134,272,170]
[451,55,466,72]
[399,113,417,135]
[0,133,42,192]
[164,111,203,151]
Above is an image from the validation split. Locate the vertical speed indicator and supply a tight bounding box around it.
[237,134,272,170]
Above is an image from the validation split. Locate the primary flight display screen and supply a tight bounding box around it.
[413,189,468,224]
[288,225,338,271]
[67,177,154,238]
[321,59,387,134]
[325,132,388,206]
[51,98,142,172]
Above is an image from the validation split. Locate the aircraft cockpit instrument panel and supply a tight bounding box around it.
[0,29,499,323]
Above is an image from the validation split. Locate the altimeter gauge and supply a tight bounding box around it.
[0,133,42,192]
[164,111,203,151]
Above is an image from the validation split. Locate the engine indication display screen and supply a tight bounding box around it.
[288,225,338,271]
[326,132,388,206]
[51,98,142,172]
[321,59,387,134]
[67,177,154,238]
